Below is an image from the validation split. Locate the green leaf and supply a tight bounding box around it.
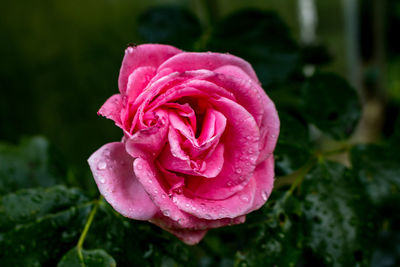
[300,161,374,266]
[300,73,361,140]
[0,136,66,195]
[84,202,190,266]
[351,144,400,206]
[234,191,304,266]
[0,186,92,266]
[138,6,203,50]
[300,44,332,66]
[207,9,300,86]
[58,247,116,267]
[275,112,311,176]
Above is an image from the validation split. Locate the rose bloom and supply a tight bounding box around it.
[88,44,279,245]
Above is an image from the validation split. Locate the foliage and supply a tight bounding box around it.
[1,4,399,267]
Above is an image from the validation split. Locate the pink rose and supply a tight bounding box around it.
[88,44,279,245]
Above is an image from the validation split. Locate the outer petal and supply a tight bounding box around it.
[173,178,256,220]
[155,226,207,245]
[133,158,246,227]
[88,142,158,220]
[213,65,280,163]
[158,52,259,83]
[98,94,123,127]
[249,156,275,212]
[119,44,182,94]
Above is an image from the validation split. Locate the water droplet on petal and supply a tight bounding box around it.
[235,168,242,174]
[99,177,105,184]
[240,194,249,202]
[162,210,170,216]
[136,163,143,170]
[262,191,268,201]
[97,160,107,170]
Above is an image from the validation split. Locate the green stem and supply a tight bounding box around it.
[77,196,102,262]
[286,158,315,197]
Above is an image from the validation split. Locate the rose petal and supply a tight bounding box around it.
[156,225,207,245]
[133,157,189,223]
[119,44,182,95]
[126,66,156,102]
[151,212,246,231]
[134,158,243,227]
[98,94,123,127]
[88,142,158,220]
[159,142,224,178]
[249,156,275,212]
[125,109,169,159]
[158,52,259,83]
[213,65,280,163]
[174,177,256,220]
[186,96,260,200]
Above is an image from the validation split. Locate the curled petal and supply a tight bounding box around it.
[126,66,157,102]
[125,110,169,159]
[213,65,280,162]
[98,94,123,127]
[119,44,181,95]
[88,142,158,220]
[158,52,259,83]
[186,97,261,200]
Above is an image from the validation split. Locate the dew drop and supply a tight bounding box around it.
[136,164,143,170]
[262,191,268,201]
[161,194,166,199]
[240,195,249,202]
[162,210,170,216]
[191,206,196,211]
[177,218,184,225]
[235,168,242,174]
[97,160,107,170]
[99,177,105,184]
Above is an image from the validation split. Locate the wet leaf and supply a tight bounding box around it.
[300,161,375,266]
[0,186,92,266]
[301,73,361,140]
[0,136,66,195]
[58,247,116,267]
